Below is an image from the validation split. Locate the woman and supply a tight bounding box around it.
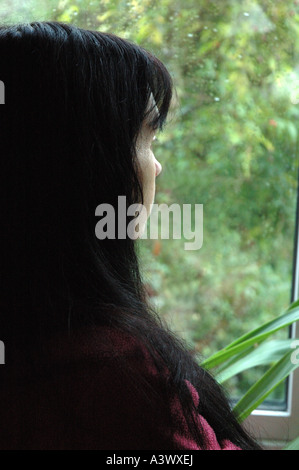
[0,21,261,450]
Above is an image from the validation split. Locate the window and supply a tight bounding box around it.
[1,0,298,447]
[246,213,299,447]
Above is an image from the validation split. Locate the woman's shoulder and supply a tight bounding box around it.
[0,325,241,450]
[45,325,161,372]
[47,325,241,451]
[51,325,241,451]
[51,325,176,449]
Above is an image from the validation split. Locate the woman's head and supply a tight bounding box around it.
[0,21,172,343]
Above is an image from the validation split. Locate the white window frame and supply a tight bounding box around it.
[244,194,299,448]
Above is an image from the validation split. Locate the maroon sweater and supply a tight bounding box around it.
[0,327,240,450]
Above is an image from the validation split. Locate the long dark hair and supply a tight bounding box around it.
[0,21,260,449]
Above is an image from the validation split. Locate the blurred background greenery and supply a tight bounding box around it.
[1,0,298,405]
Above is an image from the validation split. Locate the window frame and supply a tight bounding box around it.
[244,186,299,447]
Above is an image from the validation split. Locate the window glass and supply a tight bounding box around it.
[1,0,298,407]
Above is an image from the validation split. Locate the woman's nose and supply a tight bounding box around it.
[155,159,162,177]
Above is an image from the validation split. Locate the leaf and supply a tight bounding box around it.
[215,339,294,383]
[227,300,299,349]
[283,436,299,450]
[233,350,299,422]
[201,301,299,370]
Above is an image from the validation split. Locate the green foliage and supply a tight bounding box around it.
[283,435,299,450]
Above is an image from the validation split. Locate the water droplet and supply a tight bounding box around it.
[187,33,193,37]
[243,12,250,16]
[214,97,220,102]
